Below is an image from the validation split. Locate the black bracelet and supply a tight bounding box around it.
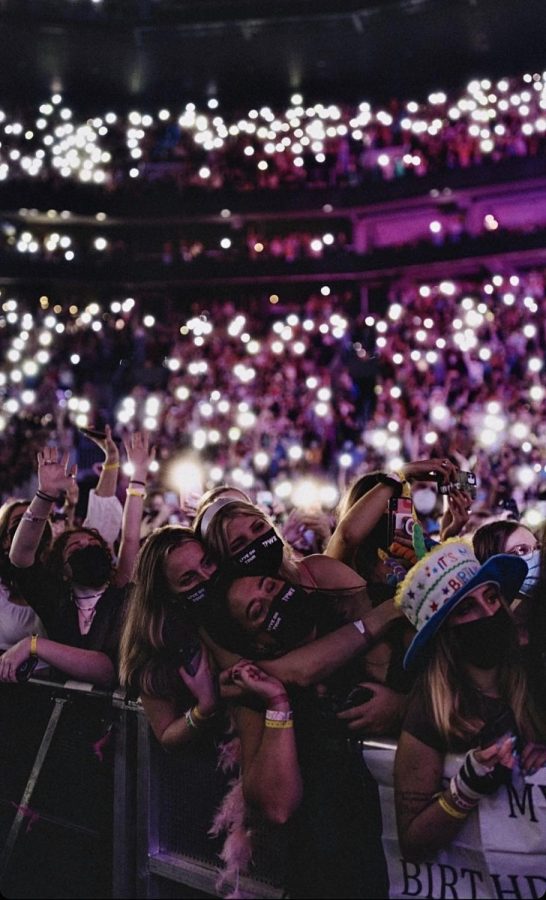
[36,490,57,503]
[376,474,404,498]
[129,480,146,487]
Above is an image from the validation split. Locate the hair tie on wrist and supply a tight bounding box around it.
[36,490,57,503]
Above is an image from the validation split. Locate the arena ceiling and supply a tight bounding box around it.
[2,0,546,111]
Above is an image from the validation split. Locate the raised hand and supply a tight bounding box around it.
[81,424,119,465]
[440,490,472,540]
[122,430,155,481]
[177,645,217,716]
[37,446,78,497]
[401,457,459,488]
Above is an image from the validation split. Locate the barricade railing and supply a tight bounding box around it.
[0,677,285,899]
[3,679,543,900]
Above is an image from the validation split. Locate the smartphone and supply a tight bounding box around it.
[177,639,202,676]
[80,427,107,441]
[457,471,477,499]
[340,685,375,711]
[437,470,477,498]
[388,496,415,546]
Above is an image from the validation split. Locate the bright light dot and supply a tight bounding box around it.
[220,237,231,249]
[193,429,207,450]
[254,451,269,470]
[517,466,536,488]
[511,422,529,441]
[94,237,108,251]
[288,445,303,461]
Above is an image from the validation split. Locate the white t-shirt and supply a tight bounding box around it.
[83,489,123,547]
[0,580,47,651]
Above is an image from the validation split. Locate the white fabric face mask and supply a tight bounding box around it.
[412,488,437,516]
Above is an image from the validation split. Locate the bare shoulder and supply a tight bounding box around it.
[298,553,365,590]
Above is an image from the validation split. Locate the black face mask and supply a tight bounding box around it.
[67,545,112,589]
[451,607,514,670]
[261,581,316,654]
[232,528,284,575]
[176,573,219,624]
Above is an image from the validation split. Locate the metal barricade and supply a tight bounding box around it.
[0,678,286,899]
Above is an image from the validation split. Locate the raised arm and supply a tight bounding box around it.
[82,424,121,497]
[326,458,460,567]
[10,446,77,568]
[82,425,124,545]
[114,431,155,587]
[325,482,397,566]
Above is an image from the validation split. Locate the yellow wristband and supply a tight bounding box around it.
[437,793,469,820]
[126,489,146,498]
[102,462,120,471]
[264,719,294,730]
[192,706,215,722]
[30,634,39,657]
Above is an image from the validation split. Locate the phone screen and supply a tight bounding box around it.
[388,497,415,546]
